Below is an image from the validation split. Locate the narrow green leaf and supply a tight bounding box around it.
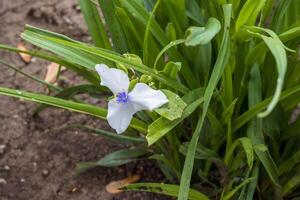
[0,44,100,85]
[238,163,259,200]
[0,59,61,92]
[282,172,300,196]
[278,150,300,176]
[179,142,223,164]
[21,25,189,93]
[149,154,181,180]
[73,125,146,145]
[271,0,293,32]
[162,61,181,80]
[76,148,147,173]
[119,0,199,89]
[178,5,232,200]
[224,137,254,170]
[78,0,111,48]
[244,26,288,117]
[154,39,185,69]
[222,178,255,200]
[247,64,279,185]
[98,0,128,53]
[186,0,204,25]
[163,0,188,30]
[123,183,209,200]
[33,84,104,115]
[0,87,147,133]
[235,0,266,30]
[234,84,300,131]
[143,0,162,66]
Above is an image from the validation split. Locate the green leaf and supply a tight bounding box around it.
[247,64,279,185]
[162,61,181,80]
[98,0,128,53]
[78,0,111,49]
[0,87,147,133]
[123,183,209,200]
[258,36,287,117]
[185,18,221,46]
[0,59,61,92]
[224,137,254,170]
[282,172,300,196]
[234,82,300,132]
[186,0,204,25]
[222,178,255,200]
[154,39,185,69]
[271,0,293,32]
[238,163,259,200]
[179,142,223,165]
[246,26,300,68]
[76,148,147,173]
[244,26,288,118]
[235,0,266,30]
[222,98,238,123]
[143,0,162,66]
[147,88,206,146]
[278,150,300,176]
[162,0,184,38]
[33,84,103,115]
[21,25,189,93]
[75,125,146,145]
[163,0,188,31]
[114,7,143,54]
[154,90,187,121]
[149,154,181,180]
[178,5,232,200]
[119,0,199,89]
[0,44,100,85]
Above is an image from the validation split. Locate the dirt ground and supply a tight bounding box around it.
[0,0,168,199]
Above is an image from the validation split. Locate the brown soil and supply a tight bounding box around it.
[0,1,168,199]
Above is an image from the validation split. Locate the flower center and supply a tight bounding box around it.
[116,92,129,104]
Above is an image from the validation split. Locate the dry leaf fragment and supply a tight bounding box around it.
[17,43,32,63]
[106,174,141,194]
[45,62,60,84]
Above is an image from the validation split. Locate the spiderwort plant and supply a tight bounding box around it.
[95,64,168,133]
[0,0,300,200]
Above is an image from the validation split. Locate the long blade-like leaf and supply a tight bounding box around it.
[177,5,232,200]
[0,87,147,133]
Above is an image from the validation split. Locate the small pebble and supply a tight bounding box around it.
[33,162,38,172]
[4,165,10,171]
[0,144,6,154]
[42,169,49,176]
[20,178,25,183]
[0,178,7,185]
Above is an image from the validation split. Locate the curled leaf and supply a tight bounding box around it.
[17,42,32,63]
[154,90,187,121]
[185,18,221,46]
[45,62,60,84]
[106,174,141,194]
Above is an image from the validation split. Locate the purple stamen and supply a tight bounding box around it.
[116,92,129,104]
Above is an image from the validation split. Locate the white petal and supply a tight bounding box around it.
[95,64,129,95]
[129,83,168,112]
[107,100,135,134]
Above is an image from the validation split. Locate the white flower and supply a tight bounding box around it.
[95,64,168,134]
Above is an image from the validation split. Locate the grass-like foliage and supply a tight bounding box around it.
[1,0,300,199]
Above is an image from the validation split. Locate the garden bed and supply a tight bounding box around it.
[0,1,167,199]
